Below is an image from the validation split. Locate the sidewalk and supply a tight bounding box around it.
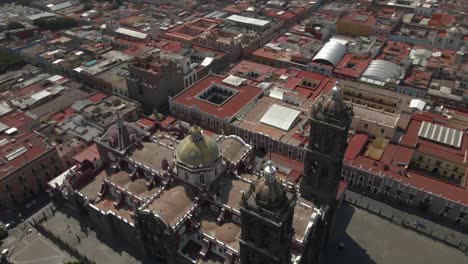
[345,190,468,254]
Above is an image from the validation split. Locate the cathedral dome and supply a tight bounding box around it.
[105,125,138,145]
[176,126,220,167]
[100,113,145,151]
[254,161,284,209]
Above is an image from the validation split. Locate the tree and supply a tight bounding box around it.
[15,0,32,6]
[83,4,94,11]
[6,21,25,30]
[0,227,7,241]
[0,49,26,74]
[109,0,123,10]
[33,17,78,31]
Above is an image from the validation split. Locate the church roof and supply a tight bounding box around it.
[99,120,145,151]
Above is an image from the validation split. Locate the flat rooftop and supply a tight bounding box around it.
[29,86,91,120]
[172,75,263,121]
[232,96,310,146]
[212,174,252,212]
[346,114,468,205]
[293,200,317,242]
[226,14,271,27]
[353,104,400,128]
[0,111,50,179]
[81,95,140,129]
[129,140,177,173]
[218,136,251,166]
[145,184,196,227]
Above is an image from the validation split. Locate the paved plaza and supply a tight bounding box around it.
[38,206,145,264]
[3,201,468,264]
[326,203,468,264]
[1,222,74,264]
[345,190,468,245]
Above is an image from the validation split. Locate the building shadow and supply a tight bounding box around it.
[324,202,376,264]
[58,205,154,264]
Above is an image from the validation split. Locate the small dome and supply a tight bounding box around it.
[176,126,220,167]
[321,86,347,118]
[254,161,284,209]
[254,179,284,209]
[448,26,463,36]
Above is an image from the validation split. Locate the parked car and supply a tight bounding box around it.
[24,200,36,209]
[0,248,8,263]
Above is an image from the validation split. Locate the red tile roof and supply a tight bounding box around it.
[50,107,75,124]
[429,13,455,27]
[1,110,33,129]
[400,114,467,164]
[227,60,279,84]
[136,117,155,130]
[338,12,376,27]
[346,151,468,205]
[87,92,108,103]
[347,110,468,205]
[0,111,51,179]
[345,133,368,161]
[271,151,304,174]
[17,83,44,98]
[333,53,371,79]
[73,144,99,164]
[160,116,176,129]
[173,75,263,120]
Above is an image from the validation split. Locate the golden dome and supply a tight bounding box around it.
[175,126,220,167]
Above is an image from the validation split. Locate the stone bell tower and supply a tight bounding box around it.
[299,84,353,264]
[239,161,296,264]
[300,85,353,205]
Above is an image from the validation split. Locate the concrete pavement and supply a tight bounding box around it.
[345,190,468,248]
[326,203,468,264]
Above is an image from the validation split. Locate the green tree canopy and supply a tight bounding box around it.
[83,3,94,11]
[0,227,7,241]
[7,21,25,30]
[0,49,26,74]
[33,17,78,31]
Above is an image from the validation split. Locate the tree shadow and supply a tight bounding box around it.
[324,202,376,264]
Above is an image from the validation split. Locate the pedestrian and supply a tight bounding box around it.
[338,242,345,251]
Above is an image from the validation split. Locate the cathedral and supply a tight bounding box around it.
[50,86,353,264]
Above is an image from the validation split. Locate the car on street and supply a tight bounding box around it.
[0,248,8,263]
[24,200,36,209]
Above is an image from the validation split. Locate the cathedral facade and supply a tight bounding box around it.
[50,86,352,264]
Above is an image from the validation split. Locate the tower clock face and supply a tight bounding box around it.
[108,151,116,162]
